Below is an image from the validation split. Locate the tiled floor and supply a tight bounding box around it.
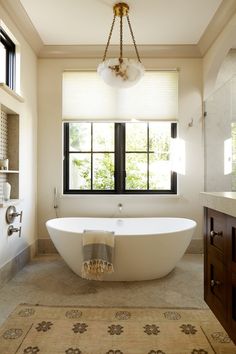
[0,254,206,326]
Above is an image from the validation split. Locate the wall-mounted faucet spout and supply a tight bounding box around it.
[118,203,123,213]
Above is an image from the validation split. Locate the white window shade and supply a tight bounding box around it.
[62,71,178,121]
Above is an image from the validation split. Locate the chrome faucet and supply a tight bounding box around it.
[118,203,123,213]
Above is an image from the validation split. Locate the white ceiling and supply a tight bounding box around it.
[19,0,222,46]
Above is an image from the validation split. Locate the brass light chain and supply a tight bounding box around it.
[126,14,141,63]
[103,14,116,62]
[102,3,142,64]
[119,14,123,61]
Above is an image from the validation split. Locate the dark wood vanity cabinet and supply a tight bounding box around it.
[204,208,236,344]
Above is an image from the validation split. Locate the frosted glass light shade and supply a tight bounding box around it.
[97,58,144,88]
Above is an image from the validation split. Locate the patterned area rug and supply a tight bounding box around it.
[0,305,235,354]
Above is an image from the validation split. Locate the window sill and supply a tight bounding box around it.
[0,83,24,103]
[61,194,181,199]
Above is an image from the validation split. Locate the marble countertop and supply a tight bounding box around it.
[200,192,236,218]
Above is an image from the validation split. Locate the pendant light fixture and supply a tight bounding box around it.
[97,2,144,89]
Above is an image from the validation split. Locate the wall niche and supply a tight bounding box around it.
[0,104,19,202]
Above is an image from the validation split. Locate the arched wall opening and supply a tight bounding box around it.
[203,12,236,99]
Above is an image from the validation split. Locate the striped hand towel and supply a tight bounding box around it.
[81,230,115,280]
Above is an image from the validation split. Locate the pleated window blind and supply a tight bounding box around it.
[62,71,178,121]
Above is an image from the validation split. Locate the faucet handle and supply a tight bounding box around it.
[8,225,22,237]
[13,210,23,223]
[6,206,23,224]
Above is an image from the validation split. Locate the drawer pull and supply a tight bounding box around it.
[210,279,221,287]
[210,230,223,238]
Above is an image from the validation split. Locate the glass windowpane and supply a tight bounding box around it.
[93,153,114,190]
[149,122,171,154]
[0,42,6,83]
[126,122,147,151]
[69,123,91,151]
[149,154,171,190]
[126,153,147,190]
[93,123,114,151]
[69,153,91,189]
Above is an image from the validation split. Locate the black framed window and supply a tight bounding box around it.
[0,28,15,90]
[64,121,177,194]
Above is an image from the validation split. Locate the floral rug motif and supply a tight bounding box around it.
[0,305,235,354]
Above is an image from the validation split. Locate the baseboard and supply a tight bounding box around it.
[37,238,58,254]
[38,238,203,255]
[186,238,203,254]
[0,241,37,288]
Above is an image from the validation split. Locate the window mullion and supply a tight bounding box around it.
[91,123,93,190]
[6,48,11,88]
[147,123,149,190]
[171,122,177,193]
[115,123,125,193]
[121,123,126,193]
[171,122,177,138]
[63,123,70,193]
[114,124,119,193]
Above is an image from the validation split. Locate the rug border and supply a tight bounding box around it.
[19,303,210,310]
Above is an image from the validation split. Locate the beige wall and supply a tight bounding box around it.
[38,58,204,240]
[0,5,38,267]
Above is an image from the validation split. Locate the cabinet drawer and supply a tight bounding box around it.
[206,209,227,257]
[230,272,236,343]
[204,207,236,344]
[227,216,236,273]
[205,254,228,325]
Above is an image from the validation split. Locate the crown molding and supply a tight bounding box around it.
[38,44,201,59]
[0,0,43,54]
[1,0,235,59]
[198,0,236,56]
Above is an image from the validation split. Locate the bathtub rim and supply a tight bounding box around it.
[46,216,197,237]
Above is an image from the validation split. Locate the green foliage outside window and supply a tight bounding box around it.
[65,121,175,192]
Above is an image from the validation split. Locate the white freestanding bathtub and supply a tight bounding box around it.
[46,217,196,281]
